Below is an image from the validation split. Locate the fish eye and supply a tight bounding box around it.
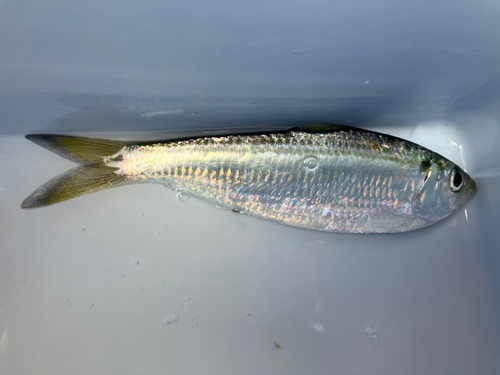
[449,168,464,192]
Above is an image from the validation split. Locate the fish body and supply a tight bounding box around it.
[22,124,476,233]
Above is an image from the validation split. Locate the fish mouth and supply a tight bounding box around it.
[469,177,476,195]
[465,177,476,201]
[455,172,476,210]
[463,169,476,196]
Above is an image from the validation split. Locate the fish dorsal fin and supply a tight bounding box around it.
[291,123,398,140]
[291,123,362,134]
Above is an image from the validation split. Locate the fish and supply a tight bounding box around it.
[21,124,476,233]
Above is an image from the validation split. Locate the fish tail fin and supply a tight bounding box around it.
[22,134,131,209]
[24,134,129,165]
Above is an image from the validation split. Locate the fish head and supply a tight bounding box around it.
[412,159,476,225]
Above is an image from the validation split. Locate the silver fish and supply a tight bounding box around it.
[21,124,476,233]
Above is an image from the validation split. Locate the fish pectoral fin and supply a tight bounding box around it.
[21,166,129,209]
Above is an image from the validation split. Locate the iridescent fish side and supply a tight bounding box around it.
[21,124,476,233]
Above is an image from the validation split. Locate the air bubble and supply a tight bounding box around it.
[364,81,370,85]
[164,315,180,327]
[304,156,318,169]
[177,191,191,203]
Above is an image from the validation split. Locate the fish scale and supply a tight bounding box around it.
[114,131,440,232]
[21,125,476,233]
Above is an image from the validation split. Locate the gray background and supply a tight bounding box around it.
[0,0,499,374]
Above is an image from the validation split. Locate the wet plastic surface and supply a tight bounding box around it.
[0,0,499,374]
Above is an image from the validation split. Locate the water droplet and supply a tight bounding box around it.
[368,332,380,346]
[278,299,283,303]
[191,323,198,328]
[184,296,191,301]
[246,311,252,317]
[164,315,180,327]
[177,191,191,203]
[163,183,174,191]
[304,156,318,169]
[291,48,307,55]
[81,228,86,232]
[312,323,325,332]
[364,327,380,347]
[133,261,140,266]
[364,81,370,85]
